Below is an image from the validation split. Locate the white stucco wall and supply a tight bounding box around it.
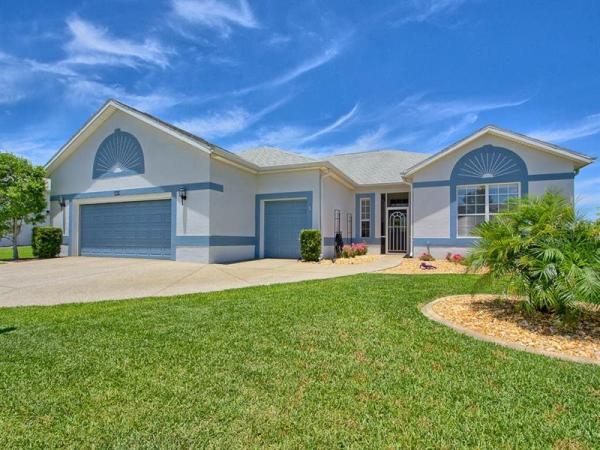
[49,110,212,260]
[207,158,257,263]
[412,134,575,182]
[412,186,450,238]
[409,134,578,258]
[320,175,354,258]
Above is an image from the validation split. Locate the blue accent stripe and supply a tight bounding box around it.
[412,172,577,189]
[50,182,223,201]
[254,191,313,259]
[175,236,256,247]
[413,238,479,247]
[355,193,376,240]
[413,180,451,188]
[528,172,575,181]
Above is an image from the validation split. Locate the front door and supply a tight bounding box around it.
[387,208,408,253]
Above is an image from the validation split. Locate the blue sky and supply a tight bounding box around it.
[0,0,598,216]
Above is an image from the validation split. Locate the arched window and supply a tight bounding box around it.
[92,128,145,179]
[450,145,528,238]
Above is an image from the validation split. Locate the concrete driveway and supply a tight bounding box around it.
[0,255,402,307]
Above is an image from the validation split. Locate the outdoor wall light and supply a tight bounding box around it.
[58,197,66,209]
[177,187,187,204]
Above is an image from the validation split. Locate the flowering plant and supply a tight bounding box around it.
[341,243,368,258]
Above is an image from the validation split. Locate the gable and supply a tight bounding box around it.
[50,109,211,196]
[408,133,581,184]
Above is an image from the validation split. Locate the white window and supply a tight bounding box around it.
[457,183,519,237]
[360,198,371,238]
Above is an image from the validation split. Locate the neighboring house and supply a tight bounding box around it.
[44,99,595,263]
[0,223,34,247]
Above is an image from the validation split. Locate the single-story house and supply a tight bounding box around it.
[44,99,595,263]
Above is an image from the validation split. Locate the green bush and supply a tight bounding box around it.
[467,192,600,314]
[32,226,62,258]
[300,229,321,262]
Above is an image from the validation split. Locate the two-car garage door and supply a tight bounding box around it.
[80,200,171,259]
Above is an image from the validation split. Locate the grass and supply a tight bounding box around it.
[0,274,598,448]
[0,245,34,261]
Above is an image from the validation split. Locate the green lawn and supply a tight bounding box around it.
[0,245,34,261]
[0,274,598,448]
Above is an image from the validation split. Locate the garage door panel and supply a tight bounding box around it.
[80,200,172,259]
[264,199,309,259]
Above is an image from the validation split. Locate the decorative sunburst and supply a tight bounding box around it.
[456,150,519,179]
[92,129,145,179]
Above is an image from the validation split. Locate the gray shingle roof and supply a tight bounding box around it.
[237,146,431,185]
[238,147,317,167]
[326,150,431,185]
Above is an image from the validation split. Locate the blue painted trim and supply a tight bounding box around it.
[254,191,313,259]
[355,193,376,240]
[323,237,353,246]
[67,200,73,256]
[413,180,451,188]
[413,238,479,247]
[450,145,528,240]
[62,236,71,245]
[92,129,145,179]
[528,172,575,181]
[171,193,177,260]
[50,182,223,202]
[175,236,256,247]
[413,172,577,189]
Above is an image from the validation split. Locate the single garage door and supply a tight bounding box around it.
[264,199,310,259]
[80,200,171,259]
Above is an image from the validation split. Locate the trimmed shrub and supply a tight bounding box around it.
[300,229,321,262]
[33,226,62,258]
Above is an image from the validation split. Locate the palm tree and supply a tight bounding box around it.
[467,192,600,314]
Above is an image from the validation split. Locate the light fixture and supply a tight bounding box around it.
[177,187,187,204]
[58,197,66,209]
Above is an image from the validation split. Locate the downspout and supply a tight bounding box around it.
[408,180,414,257]
[319,169,332,258]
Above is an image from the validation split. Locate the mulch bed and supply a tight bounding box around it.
[320,255,380,265]
[382,258,479,274]
[427,295,600,364]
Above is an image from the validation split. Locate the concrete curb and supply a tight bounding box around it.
[421,295,600,367]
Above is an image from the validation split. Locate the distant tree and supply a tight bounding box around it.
[0,153,47,260]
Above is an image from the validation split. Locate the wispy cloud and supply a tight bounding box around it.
[396,0,469,25]
[65,80,185,113]
[175,98,289,139]
[235,40,346,95]
[422,112,479,149]
[171,0,258,37]
[529,113,600,143]
[64,17,173,68]
[0,134,64,165]
[386,94,529,124]
[296,104,359,144]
